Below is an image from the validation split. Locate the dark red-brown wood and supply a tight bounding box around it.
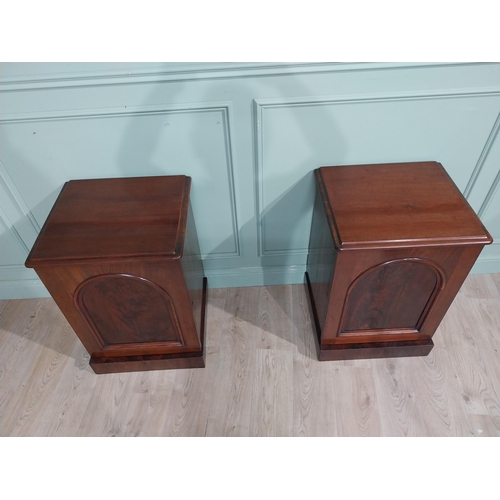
[306,161,493,361]
[25,175,207,374]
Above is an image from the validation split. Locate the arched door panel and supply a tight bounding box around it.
[339,259,445,336]
[75,274,183,349]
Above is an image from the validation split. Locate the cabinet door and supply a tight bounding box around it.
[339,258,444,337]
[75,273,185,352]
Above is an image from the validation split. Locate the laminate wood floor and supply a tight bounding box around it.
[1,274,500,437]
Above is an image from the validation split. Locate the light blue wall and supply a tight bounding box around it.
[1,62,499,299]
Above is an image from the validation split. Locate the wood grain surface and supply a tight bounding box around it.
[24,176,190,264]
[1,275,500,436]
[307,163,492,362]
[24,175,206,374]
[317,162,493,249]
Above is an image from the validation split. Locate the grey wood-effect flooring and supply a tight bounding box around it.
[1,274,500,437]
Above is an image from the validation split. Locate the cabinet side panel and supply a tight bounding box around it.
[180,202,205,340]
[306,187,337,334]
[34,265,103,354]
[417,245,484,337]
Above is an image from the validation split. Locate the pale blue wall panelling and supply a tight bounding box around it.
[0,105,239,258]
[1,62,499,298]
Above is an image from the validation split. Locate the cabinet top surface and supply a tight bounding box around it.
[317,162,493,249]
[26,175,190,266]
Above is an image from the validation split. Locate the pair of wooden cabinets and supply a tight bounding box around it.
[25,162,493,374]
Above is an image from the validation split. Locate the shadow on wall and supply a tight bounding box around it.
[110,65,348,358]
[199,174,322,359]
[113,63,347,271]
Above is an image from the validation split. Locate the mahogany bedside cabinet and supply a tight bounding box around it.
[25,175,207,374]
[305,161,493,361]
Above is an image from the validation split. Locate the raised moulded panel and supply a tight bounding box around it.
[338,259,446,337]
[0,104,238,259]
[75,274,184,350]
[256,93,500,261]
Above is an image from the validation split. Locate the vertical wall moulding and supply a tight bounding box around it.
[0,206,29,256]
[463,110,500,200]
[478,168,500,219]
[209,101,241,260]
[0,159,45,298]
[0,160,41,244]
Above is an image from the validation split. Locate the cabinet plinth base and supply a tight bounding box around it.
[90,351,205,374]
[90,277,208,374]
[317,339,434,361]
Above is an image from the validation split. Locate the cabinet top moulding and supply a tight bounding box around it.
[25,175,191,267]
[317,161,493,251]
